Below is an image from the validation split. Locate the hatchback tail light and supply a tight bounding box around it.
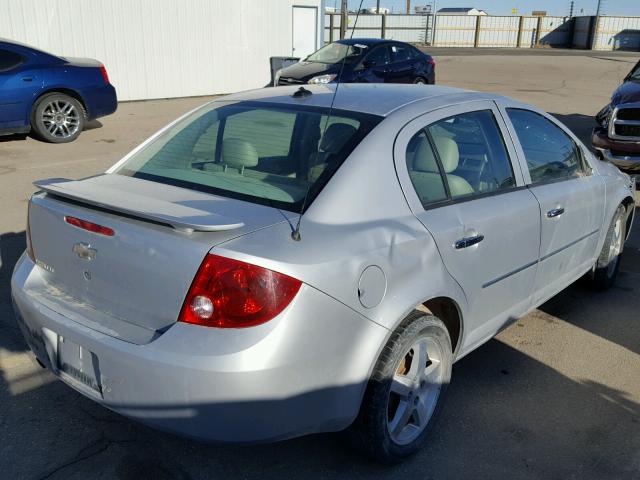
[179,254,302,328]
[99,64,110,85]
[427,58,436,70]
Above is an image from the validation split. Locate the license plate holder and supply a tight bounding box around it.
[57,336,102,394]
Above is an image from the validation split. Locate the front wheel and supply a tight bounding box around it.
[587,205,626,290]
[31,93,86,143]
[348,312,452,463]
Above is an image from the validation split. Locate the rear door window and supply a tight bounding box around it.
[365,46,390,66]
[390,44,412,63]
[116,102,381,212]
[0,49,24,72]
[506,108,588,183]
[426,110,516,199]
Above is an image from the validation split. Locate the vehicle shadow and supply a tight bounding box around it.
[0,231,28,353]
[0,133,29,143]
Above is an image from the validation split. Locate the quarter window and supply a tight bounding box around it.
[0,49,24,72]
[405,130,449,207]
[506,108,587,183]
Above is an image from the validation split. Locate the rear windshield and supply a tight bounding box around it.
[115,101,381,212]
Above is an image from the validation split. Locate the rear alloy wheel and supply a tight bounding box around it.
[588,205,626,290]
[413,77,427,85]
[348,312,452,463]
[32,93,85,143]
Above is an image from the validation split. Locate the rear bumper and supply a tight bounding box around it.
[11,254,387,443]
[592,127,640,173]
[82,84,118,120]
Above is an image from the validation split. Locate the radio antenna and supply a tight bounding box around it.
[291,0,364,241]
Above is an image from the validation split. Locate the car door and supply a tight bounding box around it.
[356,45,391,83]
[499,104,605,306]
[387,43,416,84]
[394,101,541,351]
[0,47,40,130]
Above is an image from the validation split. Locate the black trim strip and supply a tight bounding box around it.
[482,259,538,289]
[482,228,600,289]
[540,229,600,262]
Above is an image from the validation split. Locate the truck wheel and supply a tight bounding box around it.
[31,93,85,143]
[588,205,626,290]
[348,312,452,464]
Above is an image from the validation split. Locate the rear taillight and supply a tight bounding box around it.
[99,64,110,85]
[427,58,436,70]
[179,254,302,328]
[65,216,115,236]
[25,202,35,262]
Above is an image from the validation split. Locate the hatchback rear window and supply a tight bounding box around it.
[115,101,381,212]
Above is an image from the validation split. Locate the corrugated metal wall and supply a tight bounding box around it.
[593,16,640,51]
[325,13,640,52]
[0,0,323,101]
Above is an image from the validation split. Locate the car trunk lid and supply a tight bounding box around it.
[28,174,292,337]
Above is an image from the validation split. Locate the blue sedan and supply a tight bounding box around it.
[277,39,435,87]
[0,39,117,143]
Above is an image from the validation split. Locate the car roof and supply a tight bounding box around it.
[215,84,504,117]
[337,38,392,46]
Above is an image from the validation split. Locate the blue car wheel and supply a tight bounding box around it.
[31,92,86,143]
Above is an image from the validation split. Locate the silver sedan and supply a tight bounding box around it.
[11,84,636,463]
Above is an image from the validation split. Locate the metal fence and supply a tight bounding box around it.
[325,13,640,51]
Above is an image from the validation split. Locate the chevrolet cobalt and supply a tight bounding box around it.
[12,84,635,463]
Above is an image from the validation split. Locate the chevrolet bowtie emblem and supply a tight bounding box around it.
[72,242,97,261]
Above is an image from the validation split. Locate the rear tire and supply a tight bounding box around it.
[347,312,452,464]
[587,205,626,290]
[31,93,85,143]
[413,77,427,85]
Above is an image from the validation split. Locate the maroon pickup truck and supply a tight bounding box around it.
[593,59,640,177]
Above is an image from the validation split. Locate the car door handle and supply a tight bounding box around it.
[21,77,34,82]
[455,234,485,249]
[546,207,565,218]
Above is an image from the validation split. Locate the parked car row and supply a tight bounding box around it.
[4,34,638,464]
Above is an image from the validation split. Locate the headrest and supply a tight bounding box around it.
[413,136,439,173]
[433,136,459,173]
[222,138,259,169]
[320,123,357,154]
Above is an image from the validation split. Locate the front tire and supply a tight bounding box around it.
[31,93,86,143]
[348,312,452,464]
[588,205,626,290]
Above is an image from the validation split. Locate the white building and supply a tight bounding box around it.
[437,7,488,15]
[0,0,325,101]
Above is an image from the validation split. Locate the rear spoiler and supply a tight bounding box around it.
[33,177,245,233]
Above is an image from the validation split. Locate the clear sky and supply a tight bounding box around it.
[339,0,640,17]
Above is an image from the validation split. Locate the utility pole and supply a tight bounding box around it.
[406,0,411,14]
[340,0,348,39]
[591,0,603,49]
[569,0,574,18]
[376,0,380,14]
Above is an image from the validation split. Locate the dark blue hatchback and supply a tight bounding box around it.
[0,39,117,143]
[276,38,435,87]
